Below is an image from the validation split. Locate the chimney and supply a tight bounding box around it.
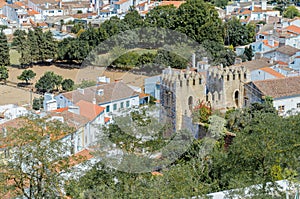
[251,1,255,11]
[92,98,96,104]
[97,89,104,96]
[45,2,49,9]
[234,57,242,65]
[269,57,274,64]
[68,106,80,115]
[192,53,196,68]
[77,88,84,95]
[58,1,62,9]
[269,39,274,47]
[261,0,267,11]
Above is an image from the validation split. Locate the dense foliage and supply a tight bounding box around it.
[66,101,300,198]
[6,0,253,69]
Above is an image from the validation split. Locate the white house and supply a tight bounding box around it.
[262,45,300,64]
[55,81,140,117]
[0,104,28,123]
[28,0,64,18]
[3,3,29,26]
[245,76,300,116]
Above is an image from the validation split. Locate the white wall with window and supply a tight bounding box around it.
[101,95,139,116]
[273,95,300,116]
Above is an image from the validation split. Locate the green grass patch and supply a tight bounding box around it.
[10,49,21,65]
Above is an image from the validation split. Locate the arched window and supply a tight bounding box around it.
[188,96,193,110]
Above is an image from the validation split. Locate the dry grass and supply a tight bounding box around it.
[4,65,147,106]
[0,85,41,106]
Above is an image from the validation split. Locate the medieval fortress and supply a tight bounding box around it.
[160,59,250,131]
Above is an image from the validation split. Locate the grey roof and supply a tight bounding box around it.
[231,57,276,71]
[62,81,139,105]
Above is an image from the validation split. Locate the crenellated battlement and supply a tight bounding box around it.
[161,63,250,131]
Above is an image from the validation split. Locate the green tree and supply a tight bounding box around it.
[145,5,178,29]
[244,46,254,61]
[0,30,10,66]
[0,116,75,199]
[74,79,96,89]
[28,29,40,63]
[283,5,300,18]
[17,69,36,84]
[224,17,255,47]
[12,30,31,66]
[41,31,57,61]
[176,0,224,44]
[32,97,43,110]
[112,51,140,69]
[61,78,74,91]
[35,71,63,93]
[123,10,144,29]
[0,65,8,84]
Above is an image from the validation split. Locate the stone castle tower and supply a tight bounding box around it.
[161,64,250,131]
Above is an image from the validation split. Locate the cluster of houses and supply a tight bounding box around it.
[0,77,151,174]
[0,0,185,34]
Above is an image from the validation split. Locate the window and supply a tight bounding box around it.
[278,105,285,112]
[113,104,117,111]
[297,103,300,108]
[193,79,195,85]
[126,101,130,107]
[106,105,110,112]
[49,10,54,13]
[199,78,202,84]
[120,102,124,109]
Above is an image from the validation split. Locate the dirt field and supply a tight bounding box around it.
[0,85,41,106]
[3,65,147,106]
[8,65,147,86]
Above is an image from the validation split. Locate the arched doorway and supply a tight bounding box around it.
[234,90,239,107]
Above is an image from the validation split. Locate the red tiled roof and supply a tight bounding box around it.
[104,117,110,123]
[262,39,279,48]
[277,61,288,66]
[68,149,93,167]
[52,107,69,113]
[260,67,285,78]
[151,171,163,176]
[114,0,128,5]
[0,0,6,8]
[159,1,185,8]
[285,25,300,35]
[75,100,105,121]
[27,9,40,15]
[14,1,24,7]
[139,93,150,98]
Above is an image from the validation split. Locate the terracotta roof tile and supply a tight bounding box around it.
[52,107,69,113]
[48,110,90,129]
[0,0,6,8]
[260,67,285,78]
[75,100,105,121]
[262,39,279,48]
[27,9,40,15]
[285,25,300,35]
[104,117,110,123]
[159,1,185,8]
[114,0,129,5]
[277,61,288,66]
[252,76,300,98]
